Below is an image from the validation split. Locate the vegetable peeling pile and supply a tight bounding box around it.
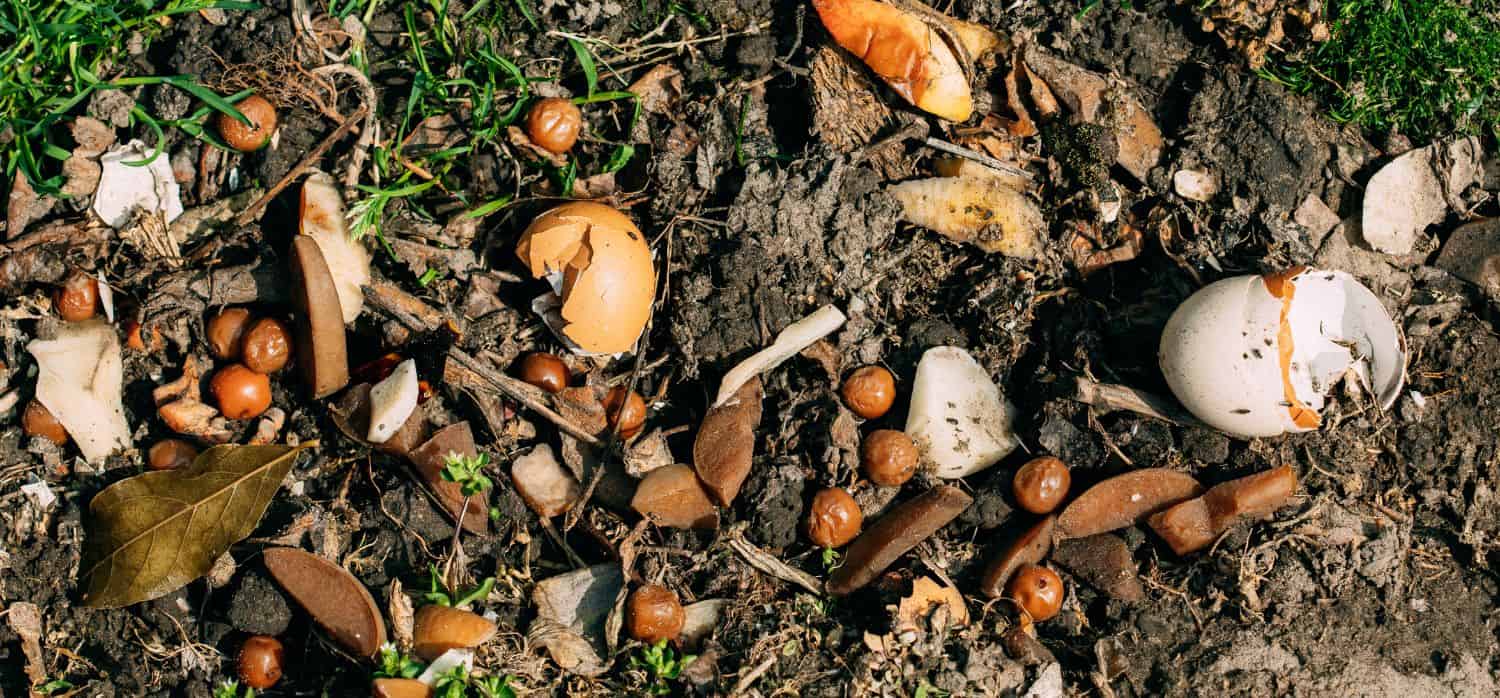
[2,0,1500,695]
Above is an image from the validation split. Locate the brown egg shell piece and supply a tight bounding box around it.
[515,202,656,354]
[1051,533,1142,602]
[1148,465,1298,555]
[408,422,491,534]
[262,547,387,658]
[290,236,349,399]
[827,484,972,596]
[331,383,429,458]
[413,604,498,661]
[979,514,1055,599]
[631,464,719,529]
[1056,468,1204,540]
[692,377,762,507]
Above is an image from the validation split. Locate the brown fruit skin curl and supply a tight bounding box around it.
[806,487,863,548]
[53,270,99,322]
[604,386,647,439]
[22,399,68,445]
[1006,564,1064,622]
[211,364,272,420]
[217,95,278,152]
[208,308,254,360]
[526,97,583,154]
[841,365,897,419]
[241,317,292,374]
[861,429,919,487]
[238,634,285,689]
[1013,456,1071,514]
[519,352,570,393]
[626,584,685,645]
[148,439,200,471]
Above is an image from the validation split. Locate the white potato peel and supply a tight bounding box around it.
[905,346,1019,478]
[27,320,132,462]
[300,172,371,325]
[714,305,847,407]
[888,177,1046,259]
[1159,268,1406,438]
[367,359,418,444]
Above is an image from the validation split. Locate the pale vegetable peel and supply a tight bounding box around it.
[300,172,371,325]
[905,346,1019,478]
[713,306,846,407]
[367,359,418,444]
[889,177,1046,259]
[28,319,131,462]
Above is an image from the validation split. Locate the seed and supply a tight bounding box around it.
[210,364,272,420]
[518,352,569,393]
[53,269,99,322]
[806,487,863,548]
[21,399,68,445]
[147,439,199,471]
[840,365,896,419]
[237,634,284,689]
[604,386,647,439]
[241,317,292,374]
[1005,564,1064,622]
[626,584,685,645]
[218,95,278,152]
[861,429,918,487]
[526,97,583,154]
[1012,456,1071,514]
[208,308,254,360]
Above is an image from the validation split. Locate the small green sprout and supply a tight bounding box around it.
[441,451,493,497]
[423,564,496,608]
[630,639,696,695]
[374,642,425,679]
[212,680,254,698]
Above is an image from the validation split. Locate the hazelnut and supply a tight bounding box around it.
[211,364,272,420]
[806,487,863,548]
[238,634,285,689]
[218,95,278,152]
[148,439,199,471]
[1013,456,1071,514]
[841,365,896,419]
[626,584,684,645]
[861,429,918,487]
[241,317,292,374]
[525,97,583,154]
[21,399,68,445]
[208,308,254,360]
[604,386,646,439]
[519,352,569,393]
[53,269,99,322]
[1005,564,1064,622]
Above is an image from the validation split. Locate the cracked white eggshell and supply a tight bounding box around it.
[1158,268,1406,439]
[367,359,418,444]
[905,346,1019,478]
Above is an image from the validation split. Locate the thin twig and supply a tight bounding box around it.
[1071,377,1209,429]
[445,348,601,445]
[234,105,368,227]
[920,136,1034,180]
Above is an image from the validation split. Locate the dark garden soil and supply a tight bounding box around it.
[3,0,1499,696]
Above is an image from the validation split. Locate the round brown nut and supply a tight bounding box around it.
[604,386,647,439]
[526,97,583,154]
[626,584,684,645]
[518,352,569,393]
[861,429,918,487]
[1005,564,1064,622]
[237,634,285,689]
[806,487,863,548]
[211,364,272,420]
[1012,456,1071,514]
[53,270,99,322]
[218,95,278,152]
[241,317,292,374]
[208,308,254,360]
[148,439,199,471]
[21,399,68,445]
[841,365,896,419]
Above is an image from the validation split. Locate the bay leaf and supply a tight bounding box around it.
[81,442,316,608]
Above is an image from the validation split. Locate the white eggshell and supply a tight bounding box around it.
[905,346,1019,478]
[367,359,418,444]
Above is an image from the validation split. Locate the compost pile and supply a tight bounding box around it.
[3,0,1500,696]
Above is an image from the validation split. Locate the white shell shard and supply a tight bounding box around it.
[713,305,846,407]
[27,319,132,462]
[367,359,418,444]
[904,346,1018,478]
[1361,137,1482,254]
[300,172,371,324]
[416,648,473,686]
[96,270,115,322]
[1159,269,1405,439]
[92,140,184,228]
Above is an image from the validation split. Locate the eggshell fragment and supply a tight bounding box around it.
[512,444,582,518]
[811,0,973,121]
[300,173,370,324]
[905,346,1019,478]
[516,202,656,355]
[888,177,1045,259]
[367,359,418,444]
[1159,268,1406,438]
[27,319,132,462]
[1056,468,1204,540]
[1148,465,1297,555]
[827,485,972,595]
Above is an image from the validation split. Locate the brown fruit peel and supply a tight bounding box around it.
[693,377,763,506]
[980,515,1055,598]
[409,422,491,534]
[413,605,498,661]
[289,236,349,399]
[263,547,387,657]
[631,464,720,529]
[1056,468,1204,540]
[1148,465,1298,555]
[827,484,972,595]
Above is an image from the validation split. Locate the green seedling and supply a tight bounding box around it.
[212,680,254,698]
[441,452,493,497]
[374,642,426,679]
[630,639,697,695]
[432,665,517,698]
[423,563,496,608]
[821,546,842,573]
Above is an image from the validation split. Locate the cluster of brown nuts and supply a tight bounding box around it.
[517,351,648,438]
[205,308,293,421]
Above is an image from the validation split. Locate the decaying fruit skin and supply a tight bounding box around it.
[812,0,973,121]
[1148,465,1298,555]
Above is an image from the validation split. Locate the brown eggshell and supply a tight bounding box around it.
[631,464,719,529]
[979,514,1055,599]
[409,422,490,534]
[1056,468,1204,540]
[263,547,386,657]
[827,485,972,595]
[290,236,349,399]
[1148,465,1297,555]
[515,202,656,354]
[413,605,497,661]
[692,377,762,506]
